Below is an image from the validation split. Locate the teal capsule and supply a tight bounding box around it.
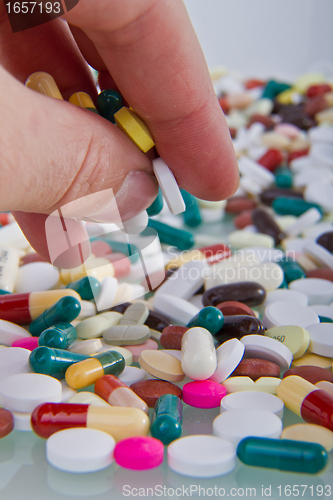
[0,289,12,295]
[90,237,139,263]
[97,89,123,124]
[181,190,202,227]
[29,296,81,337]
[237,437,328,474]
[319,316,333,323]
[272,197,324,217]
[29,346,89,379]
[262,80,291,100]
[278,276,288,289]
[275,166,293,189]
[187,306,224,335]
[151,394,183,445]
[147,188,164,216]
[93,351,125,376]
[278,258,305,284]
[147,219,194,251]
[38,323,77,350]
[65,277,101,301]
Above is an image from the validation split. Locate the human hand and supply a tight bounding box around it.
[0,0,238,266]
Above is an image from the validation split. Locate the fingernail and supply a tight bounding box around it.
[115,170,158,222]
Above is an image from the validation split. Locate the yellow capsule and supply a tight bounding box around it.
[29,289,81,320]
[277,375,318,416]
[69,92,97,111]
[276,88,297,105]
[65,351,125,389]
[114,107,155,153]
[86,406,150,441]
[25,72,63,99]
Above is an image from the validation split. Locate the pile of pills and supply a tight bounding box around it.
[0,67,333,485]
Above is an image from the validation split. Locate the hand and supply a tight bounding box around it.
[0,0,238,266]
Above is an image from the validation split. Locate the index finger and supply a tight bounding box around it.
[64,0,239,201]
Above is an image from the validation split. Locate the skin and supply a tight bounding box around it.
[0,0,238,266]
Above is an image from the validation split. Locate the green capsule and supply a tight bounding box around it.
[187,306,224,335]
[65,277,101,301]
[0,289,11,295]
[275,166,293,189]
[278,258,305,284]
[151,394,183,445]
[90,237,139,263]
[29,296,81,337]
[237,437,328,474]
[147,219,194,251]
[147,188,164,216]
[93,351,125,376]
[38,323,77,350]
[319,316,333,323]
[97,89,123,124]
[272,197,324,217]
[262,80,291,100]
[181,190,202,227]
[29,346,89,379]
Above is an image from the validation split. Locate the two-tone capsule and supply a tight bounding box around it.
[65,351,125,389]
[31,402,150,441]
[94,374,149,414]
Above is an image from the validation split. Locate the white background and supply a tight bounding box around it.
[183,0,333,81]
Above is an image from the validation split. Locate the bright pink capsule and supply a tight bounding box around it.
[12,336,39,351]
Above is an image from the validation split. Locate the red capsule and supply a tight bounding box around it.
[234,210,253,230]
[257,149,284,172]
[305,95,328,117]
[216,301,256,317]
[245,79,265,90]
[198,244,232,264]
[306,269,333,282]
[0,408,14,438]
[306,84,332,99]
[247,114,275,130]
[288,148,309,164]
[226,197,257,214]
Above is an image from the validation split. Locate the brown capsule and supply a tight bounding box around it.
[145,310,171,332]
[283,366,333,385]
[216,301,256,317]
[234,210,253,230]
[213,315,265,346]
[226,197,257,215]
[260,187,303,206]
[130,380,182,408]
[316,232,333,254]
[232,358,280,380]
[252,207,285,245]
[160,326,188,350]
[247,114,275,130]
[203,282,266,308]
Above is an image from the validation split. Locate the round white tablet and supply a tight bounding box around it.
[257,289,308,315]
[220,391,284,419]
[0,347,31,381]
[152,158,185,215]
[14,262,60,293]
[289,278,333,306]
[167,435,236,478]
[0,320,31,346]
[240,334,293,369]
[0,373,62,412]
[307,323,333,357]
[118,366,147,386]
[309,304,333,319]
[12,410,32,431]
[263,301,319,329]
[210,338,245,383]
[213,409,282,446]
[46,428,115,473]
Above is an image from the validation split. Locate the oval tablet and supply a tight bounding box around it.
[222,376,281,395]
[292,352,333,369]
[220,391,284,418]
[168,435,236,478]
[210,338,244,383]
[264,325,310,359]
[213,408,282,446]
[15,262,60,293]
[114,436,164,470]
[0,319,31,347]
[130,380,182,408]
[283,365,333,384]
[232,358,280,380]
[103,325,150,346]
[124,338,158,363]
[183,380,227,408]
[263,301,319,329]
[46,428,115,473]
[0,373,62,412]
[139,350,184,382]
[281,423,333,452]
